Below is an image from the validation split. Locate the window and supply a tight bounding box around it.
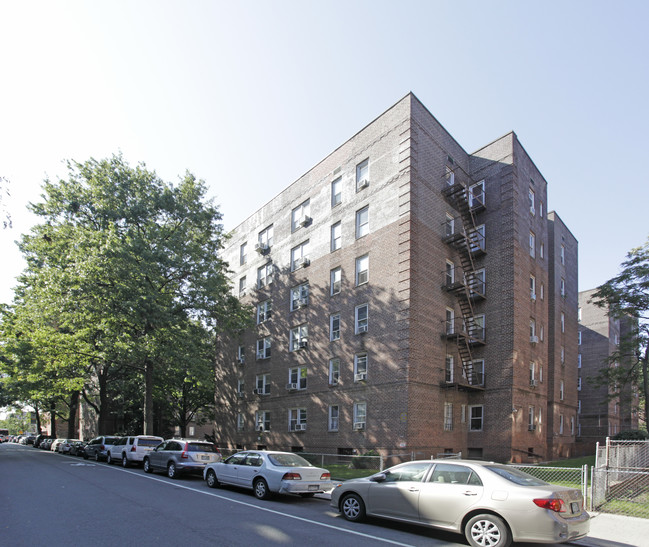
[530,362,536,385]
[577,377,582,391]
[354,353,368,381]
[445,260,455,288]
[355,303,368,334]
[255,374,271,395]
[287,366,307,390]
[469,180,485,208]
[445,166,455,186]
[561,312,565,333]
[331,177,342,207]
[355,255,369,286]
[239,276,247,297]
[540,283,545,300]
[471,268,486,297]
[255,410,270,432]
[528,406,535,430]
[470,224,486,253]
[560,380,565,400]
[540,324,544,341]
[240,242,247,265]
[470,314,485,341]
[539,201,544,218]
[330,314,341,341]
[578,354,582,368]
[444,403,453,431]
[257,262,274,288]
[578,307,582,322]
[256,337,271,360]
[328,405,339,431]
[530,319,537,339]
[529,188,535,215]
[570,416,575,435]
[237,413,245,431]
[529,231,536,257]
[290,283,309,311]
[578,331,582,345]
[356,158,369,190]
[560,278,566,298]
[257,299,272,324]
[539,366,543,383]
[237,379,245,397]
[258,225,273,250]
[445,354,454,383]
[237,345,245,362]
[561,346,565,364]
[560,244,566,265]
[445,213,455,238]
[530,275,536,301]
[289,325,309,352]
[467,359,484,386]
[353,402,367,429]
[291,199,311,232]
[291,241,310,271]
[330,267,342,295]
[469,405,483,431]
[355,206,369,238]
[329,358,340,385]
[559,414,564,435]
[446,308,455,335]
[540,242,544,259]
[538,407,543,425]
[331,221,342,251]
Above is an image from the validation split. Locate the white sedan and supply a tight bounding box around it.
[204,450,333,500]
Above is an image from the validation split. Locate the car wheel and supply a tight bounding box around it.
[167,462,177,479]
[340,493,366,522]
[106,453,112,465]
[83,452,88,460]
[206,469,219,488]
[465,514,511,547]
[122,454,129,468]
[253,478,271,500]
[143,458,152,473]
[95,452,100,462]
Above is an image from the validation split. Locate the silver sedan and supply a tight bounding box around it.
[204,450,333,500]
[330,459,589,547]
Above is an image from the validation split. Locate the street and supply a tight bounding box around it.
[0,442,466,546]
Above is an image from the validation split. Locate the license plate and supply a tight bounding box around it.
[570,502,580,513]
[201,455,211,461]
[308,485,318,491]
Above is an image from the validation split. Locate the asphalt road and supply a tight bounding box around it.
[0,442,466,547]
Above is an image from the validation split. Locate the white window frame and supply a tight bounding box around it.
[330,313,341,341]
[355,206,369,238]
[331,221,342,251]
[329,358,340,385]
[469,180,485,208]
[529,231,536,258]
[560,380,565,401]
[561,278,566,298]
[331,176,342,207]
[240,242,247,265]
[529,188,535,215]
[528,406,535,430]
[468,359,484,386]
[355,303,368,334]
[530,275,536,301]
[291,199,311,232]
[256,299,272,324]
[289,324,309,352]
[356,158,369,191]
[353,402,367,428]
[445,354,454,383]
[290,240,310,271]
[237,378,245,396]
[239,276,247,297]
[445,213,455,238]
[469,405,484,431]
[237,412,245,431]
[355,255,369,286]
[290,283,309,311]
[560,244,566,265]
[258,225,273,249]
[446,308,455,335]
[444,402,453,431]
[559,414,564,435]
[255,374,271,395]
[446,260,455,287]
[257,262,273,288]
[256,337,271,360]
[470,224,486,253]
[288,365,307,390]
[328,405,339,431]
[330,267,342,295]
[354,353,368,381]
[255,410,270,432]
[561,312,565,333]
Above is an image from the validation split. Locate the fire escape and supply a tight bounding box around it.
[441,167,486,390]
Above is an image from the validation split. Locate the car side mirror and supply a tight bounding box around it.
[370,473,387,483]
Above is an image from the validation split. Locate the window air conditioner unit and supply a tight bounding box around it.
[294,424,306,431]
[236,356,245,365]
[296,257,310,269]
[353,421,366,430]
[239,289,246,297]
[237,392,245,399]
[255,242,270,254]
[286,383,298,391]
[528,425,536,431]
[530,379,538,387]
[299,216,312,227]
[298,340,308,349]
[354,372,367,382]
[530,292,536,302]
[296,297,308,308]
[253,388,260,395]
[256,351,266,360]
[358,179,369,189]
[357,325,368,334]
[530,335,539,344]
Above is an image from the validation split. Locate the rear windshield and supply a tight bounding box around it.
[187,443,218,453]
[104,437,119,444]
[138,439,162,447]
[268,453,313,467]
[484,465,549,486]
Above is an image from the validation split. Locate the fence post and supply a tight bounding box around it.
[380,453,384,471]
[582,464,588,509]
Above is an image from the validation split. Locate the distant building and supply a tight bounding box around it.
[577,289,639,451]
[214,93,579,462]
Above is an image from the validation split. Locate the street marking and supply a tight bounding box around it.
[102,465,415,546]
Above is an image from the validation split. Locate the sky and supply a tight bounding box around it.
[1,0,648,306]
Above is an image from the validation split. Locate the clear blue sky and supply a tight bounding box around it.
[1,0,648,305]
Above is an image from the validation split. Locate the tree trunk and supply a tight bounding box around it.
[144,360,154,435]
[98,369,110,434]
[642,345,649,428]
[50,401,56,437]
[34,403,42,435]
[67,391,79,438]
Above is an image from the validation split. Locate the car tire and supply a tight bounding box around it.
[106,453,112,465]
[83,452,88,460]
[167,462,177,479]
[206,469,219,488]
[95,452,100,462]
[465,514,511,547]
[121,454,129,468]
[143,458,152,473]
[253,478,271,500]
[340,493,366,522]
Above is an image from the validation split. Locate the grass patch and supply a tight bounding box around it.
[327,463,377,481]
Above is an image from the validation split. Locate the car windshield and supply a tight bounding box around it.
[138,439,162,447]
[484,465,549,486]
[187,443,218,453]
[268,453,313,467]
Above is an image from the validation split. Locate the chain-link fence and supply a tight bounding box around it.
[592,438,649,518]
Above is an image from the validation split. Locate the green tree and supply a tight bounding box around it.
[9,154,249,434]
[591,238,649,429]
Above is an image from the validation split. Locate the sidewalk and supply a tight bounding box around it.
[572,512,647,547]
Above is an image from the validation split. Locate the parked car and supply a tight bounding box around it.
[50,439,66,452]
[58,439,82,454]
[204,450,333,500]
[107,435,163,467]
[143,439,221,478]
[69,440,87,456]
[40,438,54,450]
[33,434,49,448]
[83,436,120,461]
[330,459,590,547]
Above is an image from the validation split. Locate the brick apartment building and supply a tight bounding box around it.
[577,289,639,452]
[213,93,579,463]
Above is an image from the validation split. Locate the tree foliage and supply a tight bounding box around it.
[591,238,649,429]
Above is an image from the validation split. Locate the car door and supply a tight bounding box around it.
[418,463,484,528]
[237,453,264,487]
[219,453,248,486]
[148,441,167,469]
[366,462,433,521]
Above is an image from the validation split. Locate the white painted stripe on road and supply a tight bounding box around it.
[104,464,415,546]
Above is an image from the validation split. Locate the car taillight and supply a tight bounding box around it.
[534,498,567,513]
[320,472,331,480]
[282,472,302,480]
[181,445,189,459]
[100,445,105,450]
[131,445,136,452]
